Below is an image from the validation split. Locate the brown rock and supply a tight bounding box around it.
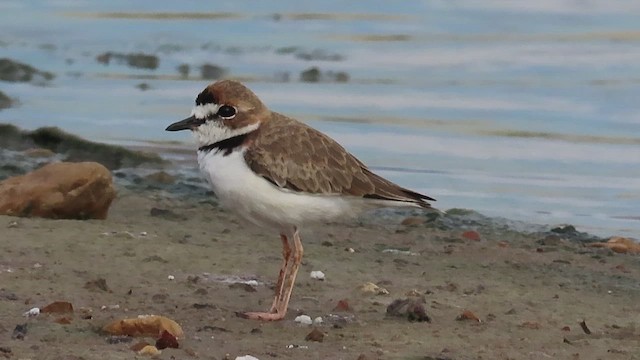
[41,301,73,313]
[462,230,481,241]
[386,297,431,322]
[156,330,179,349]
[587,236,640,254]
[0,162,116,219]
[456,310,481,322]
[333,299,351,312]
[305,328,325,342]
[103,315,184,338]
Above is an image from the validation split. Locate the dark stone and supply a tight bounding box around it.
[200,64,227,80]
[0,58,54,82]
[11,323,27,340]
[300,67,321,82]
[0,124,165,170]
[0,91,14,110]
[135,82,150,91]
[177,64,190,78]
[386,297,431,322]
[95,52,159,70]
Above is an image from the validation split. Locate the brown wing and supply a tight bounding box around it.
[244,113,434,208]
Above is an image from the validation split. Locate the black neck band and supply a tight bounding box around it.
[198,133,250,156]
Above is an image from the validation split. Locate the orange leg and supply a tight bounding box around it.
[238,228,303,321]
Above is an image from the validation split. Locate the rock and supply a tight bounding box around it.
[0,162,116,219]
[0,58,55,83]
[587,236,640,254]
[300,67,321,82]
[103,315,184,338]
[137,345,161,356]
[200,64,227,79]
[41,301,73,313]
[135,83,150,91]
[96,52,159,70]
[11,324,27,340]
[300,67,350,83]
[0,124,165,170]
[456,310,481,322]
[333,299,351,312]
[236,356,260,360]
[310,270,325,280]
[462,230,481,241]
[177,64,190,78]
[359,282,389,295]
[0,91,14,110]
[305,328,325,342]
[386,297,431,322]
[155,330,179,349]
[294,315,313,325]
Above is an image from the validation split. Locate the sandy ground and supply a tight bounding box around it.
[1,188,639,360]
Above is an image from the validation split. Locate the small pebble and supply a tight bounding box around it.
[305,328,325,342]
[294,315,313,325]
[313,317,323,325]
[310,271,325,281]
[167,275,175,281]
[23,307,40,317]
[137,345,161,356]
[359,282,389,295]
[236,356,260,360]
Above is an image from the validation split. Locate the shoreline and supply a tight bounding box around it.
[1,124,640,359]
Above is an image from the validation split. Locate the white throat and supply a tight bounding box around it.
[191,103,260,148]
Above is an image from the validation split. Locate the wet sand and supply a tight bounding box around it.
[1,185,639,359]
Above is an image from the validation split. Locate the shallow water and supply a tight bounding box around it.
[1,0,639,236]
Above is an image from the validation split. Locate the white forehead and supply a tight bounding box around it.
[191,103,219,119]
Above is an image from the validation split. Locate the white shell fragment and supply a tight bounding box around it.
[23,307,40,317]
[235,356,260,360]
[313,316,323,325]
[294,315,313,325]
[167,275,175,280]
[310,271,325,281]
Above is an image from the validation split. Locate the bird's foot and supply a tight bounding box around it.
[236,311,285,321]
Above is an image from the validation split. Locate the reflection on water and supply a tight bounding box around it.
[0,0,639,236]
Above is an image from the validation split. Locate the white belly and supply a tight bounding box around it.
[197,148,356,231]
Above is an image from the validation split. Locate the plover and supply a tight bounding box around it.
[166,80,435,321]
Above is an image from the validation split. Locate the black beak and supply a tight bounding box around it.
[165,115,202,131]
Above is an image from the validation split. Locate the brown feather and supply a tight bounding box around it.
[244,112,435,208]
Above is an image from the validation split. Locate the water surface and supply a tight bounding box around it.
[1,0,639,236]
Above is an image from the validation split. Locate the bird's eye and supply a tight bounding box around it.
[217,105,236,119]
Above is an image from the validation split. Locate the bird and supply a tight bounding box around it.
[166,80,435,321]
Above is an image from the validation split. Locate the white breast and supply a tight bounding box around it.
[197,148,358,231]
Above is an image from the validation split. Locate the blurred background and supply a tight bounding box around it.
[1,0,639,236]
